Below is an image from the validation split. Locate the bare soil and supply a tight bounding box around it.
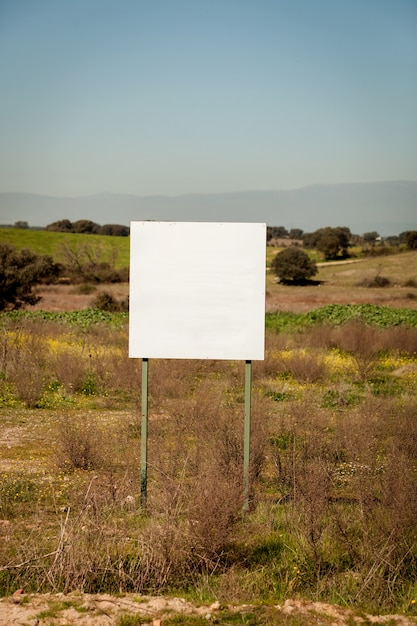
[32,283,130,313]
[32,279,417,315]
[1,592,417,625]
[266,283,417,313]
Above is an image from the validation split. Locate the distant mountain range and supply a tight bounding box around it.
[0,181,416,236]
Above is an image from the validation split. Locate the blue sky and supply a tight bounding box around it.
[1,0,416,197]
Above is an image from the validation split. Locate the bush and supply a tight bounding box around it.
[56,413,107,471]
[358,275,391,287]
[92,291,129,312]
[403,230,417,249]
[0,244,60,310]
[303,226,351,259]
[271,248,317,284]
[74,283,97,295]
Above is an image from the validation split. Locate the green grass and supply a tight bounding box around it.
[3,303,417,332]
[266,304,417,332]
[303,303,417,327]
[1,307,128,327]
[0,227,130,268]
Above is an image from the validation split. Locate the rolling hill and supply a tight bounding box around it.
[0,180,416,236]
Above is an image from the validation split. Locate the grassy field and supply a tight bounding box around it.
[2,226,416,315]
[315,250,417,286]
[0,227,130,268]
[1,229,417,620]
[29,249,417,314]
[1,226,415,281]
[0,306,417,617]
[266,249,417,313]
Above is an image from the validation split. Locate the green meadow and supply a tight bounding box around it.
[0,227,130,268]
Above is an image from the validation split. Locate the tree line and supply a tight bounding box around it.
[1,223,416,311]
[267,226,417,259]
[271,227,417,285]
[11,220,416,251]
[10,219,129,236]
[46,219,130,236]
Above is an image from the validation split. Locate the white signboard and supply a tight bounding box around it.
[129,221,266,360]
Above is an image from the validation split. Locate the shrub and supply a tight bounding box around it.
[74,283,97,295]
[56,413,107,471]
[3,321,50,407]
[0,244,60,311]
[92,291,129,312]
[271,248,317,284]
[303,226,351,259]
[358,275,391,287]
[403,230,417,249]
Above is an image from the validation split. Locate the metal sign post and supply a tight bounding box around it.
[140,358,149,507]
[243,360,252,512]
[139,358,253,512]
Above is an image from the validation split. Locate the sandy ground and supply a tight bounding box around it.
[1,591,417,626]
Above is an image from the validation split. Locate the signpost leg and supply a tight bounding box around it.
[140,358,149,508]
[243,359,252,512]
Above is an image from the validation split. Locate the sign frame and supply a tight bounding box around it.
[129,221,266,361]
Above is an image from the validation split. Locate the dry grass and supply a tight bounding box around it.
[266,250,417,313]
[0,315,417,613]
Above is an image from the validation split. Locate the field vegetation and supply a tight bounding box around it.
[266,250,417,314]
[1,226,413,279]
[0,227,130,269]
[1,304,417,617]
[1,226,417,621]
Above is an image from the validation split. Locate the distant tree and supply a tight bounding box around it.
[350,233,363,245]
[46,219,102,234]
[404,231,417,249]
[385,235,400,247]
[46,219,73,232]
[99,224,130,236]
[289,228,303,240]
[72,220,100,234]
[363,231,380,245]
[0,244,60,311]
[303,226,351,260]
[271,247,317,284]
[302,231,319,249]
[267,226,288,241]
[14,221,29,229]
[317,233,341,260]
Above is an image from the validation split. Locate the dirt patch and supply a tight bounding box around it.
[32,279,417,316]
[1,592,416,625]
[32,284,130,312]
[265,284,417,313]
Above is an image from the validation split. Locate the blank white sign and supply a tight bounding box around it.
[129,221,266,360]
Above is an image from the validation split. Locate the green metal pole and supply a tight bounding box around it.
[243,359,252,512]
[140,358,149,508]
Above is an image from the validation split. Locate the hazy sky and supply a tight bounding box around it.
[1,0,416,197]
